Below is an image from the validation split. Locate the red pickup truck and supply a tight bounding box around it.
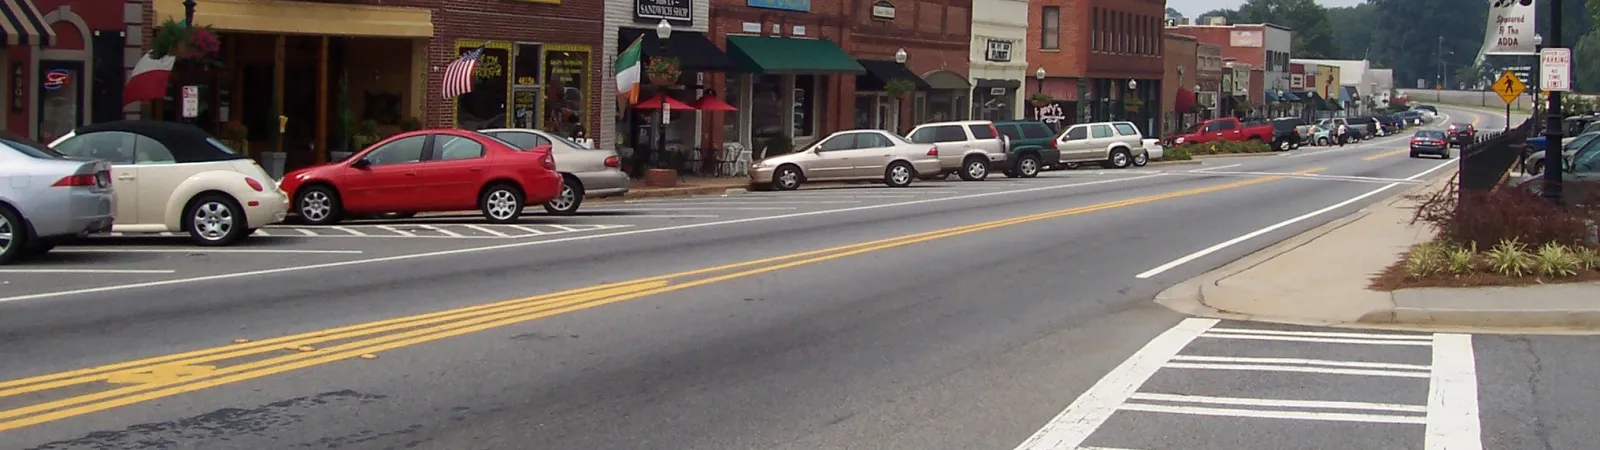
[1165,117,1276,146]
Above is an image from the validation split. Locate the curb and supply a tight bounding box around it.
[1191,152,1278,160]
[621,184,745,199]
[1360,307,1600,329]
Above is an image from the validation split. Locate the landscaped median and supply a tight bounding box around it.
[1154,170,1600,331]
[1161,140,1274,161]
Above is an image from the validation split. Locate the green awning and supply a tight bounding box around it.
[725,36,865,75]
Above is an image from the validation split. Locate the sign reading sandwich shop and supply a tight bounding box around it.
[636,0,692,24]
[748,0,809,13]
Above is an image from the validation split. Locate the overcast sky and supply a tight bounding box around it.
[1175,0,1366,18]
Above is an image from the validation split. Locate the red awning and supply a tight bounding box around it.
[1175,88,1197,112]
[689,95,737,112]
[633,94,695,110]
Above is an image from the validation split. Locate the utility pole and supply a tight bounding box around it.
[1542,0,1565,204]
[1438,36,1445,89]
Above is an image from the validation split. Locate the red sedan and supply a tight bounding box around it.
[279,129,562,225]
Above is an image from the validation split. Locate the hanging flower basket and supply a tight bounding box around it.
[646,56,681,86]
[1029,92,1054,107]
[1124,97,1144,113]
[884,78,915,99]
[151,18,220,60]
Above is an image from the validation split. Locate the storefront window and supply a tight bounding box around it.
[543,46,590,139]
[722,75,744,143]
[793,75,815,137]
[973,88,1013,121]
[38,63,83,143]
[512,43,542,129]
[854,94,874,129]
[455,41,512,130]
[928,92,954,122]
[751,75,783,140]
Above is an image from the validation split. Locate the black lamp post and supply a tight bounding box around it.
[1533,33,1544,129]
[655,19,672,171]
[1542,3,1565,204]
[183,0,196,25]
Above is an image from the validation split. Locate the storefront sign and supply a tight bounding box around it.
[748,0,809,13]
[43,69,69,91]
[514,44,542,87]
[635,0,692,24]
[543,47,591,137]
[1030,101,1069,130]
[985,39,1012,62]
[1229,30,1262,48]
[1290,73,1304,89]
[871,0,895,20]
[1481,0,1537,55]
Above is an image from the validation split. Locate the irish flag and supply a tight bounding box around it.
[123,52,176,106]
[614,36,644,109]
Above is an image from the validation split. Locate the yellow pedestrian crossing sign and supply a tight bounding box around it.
[1495,70,1526,105]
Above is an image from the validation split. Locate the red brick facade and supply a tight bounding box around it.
[1027,0,1162,128]
[1083,0,1163,80]
[5,0,148,139]
[1161,32,1196,135]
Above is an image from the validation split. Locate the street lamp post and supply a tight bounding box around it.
[655,19,672,172]
[1542,3,1565,204]
[1034,67,1045,120]
[1127,79,1138,129]
[1533,33,1544,128]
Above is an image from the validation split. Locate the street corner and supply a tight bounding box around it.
[1358,282,1600,332]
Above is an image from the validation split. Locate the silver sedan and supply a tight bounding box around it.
[480,128,630,215]
[0,134,115,263]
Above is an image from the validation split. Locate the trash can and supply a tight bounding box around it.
[261,151,287,179]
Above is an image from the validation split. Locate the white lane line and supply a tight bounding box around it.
[508,225,547,235]
[331,226,367,236]
[581,207,796,211]
[1117,403,1426,424]
[1127,392,1428,413]
[0,269,176,274]
[565,214,719,219]
[419,225,462,237]
[3,174,1167,304]
[622,200,860,205]
[254,229,271,236]
[1188,163,1242,172]
[464,225,509,237]
[1169,170,1421,184]
[1171,355,1432,371]
[1198,333,1434,346]
[375,225,415,237]
[1206,327,1433,341]
[546,224,581,232]
[1135,158,1457,278]
[53,248,364,254]
[1162,362,1431,378]
[1425,333,1482,450]
[294,228,318,236]
[1011,318,1218,450]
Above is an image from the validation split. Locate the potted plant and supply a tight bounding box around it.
[1124,97,1144,113]
[151,18,220,59]
[884,78,915,99]
[646,56,681,86]
[1029,92,1054,107]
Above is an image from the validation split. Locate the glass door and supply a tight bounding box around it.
[37,60,85,142]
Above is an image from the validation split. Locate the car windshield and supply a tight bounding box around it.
[1568,133,1600,151]
[1181,123,1203,134]
[0,134,67,159]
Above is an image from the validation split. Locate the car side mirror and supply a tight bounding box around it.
[350,158,371,169]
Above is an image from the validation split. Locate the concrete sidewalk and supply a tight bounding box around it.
[1155,170,1600,333]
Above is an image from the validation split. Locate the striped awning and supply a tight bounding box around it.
[0,0,54,47]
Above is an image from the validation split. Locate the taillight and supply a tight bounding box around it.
[988,124,999,139]
[541,152,557,170]
[1047,139,1057,149]
[52,174,96,187]
[244,177,264,192]
[927,147,939,157]
[603,155,620,168]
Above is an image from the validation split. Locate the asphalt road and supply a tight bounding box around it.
[0,105,1567,450]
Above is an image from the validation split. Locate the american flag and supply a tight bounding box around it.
[442,47,484,99]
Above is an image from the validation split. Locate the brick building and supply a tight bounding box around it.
[1195,42,1222,119]
[5,0,149,141]
[1160,32,1196,136]
[1164,21,1292,109]
[703,0,971,156]
[1027,0,1164,135]
[150,0,604,174]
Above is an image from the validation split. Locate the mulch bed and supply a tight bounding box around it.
[1369,250,1600,291]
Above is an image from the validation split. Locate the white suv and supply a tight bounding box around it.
[1055,121,1150,169]
[906,120,1009,181]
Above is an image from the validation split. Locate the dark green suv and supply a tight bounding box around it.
[992,121,1060,178]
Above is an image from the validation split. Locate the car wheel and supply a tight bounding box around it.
[1017,154,1042,178]
[1317,138,1329,146]
[1063,161,1082,170]
[185,194,248,246]
[959,156,989,181]
[295,185,343,225]
[1002,169,1018,178]
[1527,159,1544,175]
[773,165,802,191]
[1278,140,1292,151]
[1108,149,1132,169]
[1131,152,1149,167]
[885,162,915,187]
[480,183,525,224]
[0,206,25,265]
[543,176,585,216]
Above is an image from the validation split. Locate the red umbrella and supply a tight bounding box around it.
[689,96,738,112]
[633,93,695,110]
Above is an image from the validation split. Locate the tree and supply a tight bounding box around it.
[1574,31,1600,92]
[1198,8,1243,24]
[1166,7,1183,20]
[1326,4,1376,60]
[1236,0,1338,58]
[1367,0,1487,89]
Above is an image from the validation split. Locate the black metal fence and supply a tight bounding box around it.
[1458,117,1535,193]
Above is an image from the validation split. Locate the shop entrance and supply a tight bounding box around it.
[37,60,85,143]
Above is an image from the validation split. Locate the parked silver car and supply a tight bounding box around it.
[480,128,629,215]
[749,129,942,190]
[0,133,115,263]
[905,120,1009,181]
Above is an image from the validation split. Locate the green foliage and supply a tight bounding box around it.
[884,78,915,98]
[1534,242,1582,278]
[1236,0,1337,58]
[1446,242,1479,275]
[1367,0,1486,90]
[1575,31,1600,93]
[1174,140,1273,156]
[1163,145,1192,161]
[1486,239,1535,277]
[1404,242,1448,277]
[1577,246,1600,271]
[1326,4,1376,60]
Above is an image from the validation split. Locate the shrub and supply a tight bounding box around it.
[1174,140,1272,156]
[1577,246,1600,271]
[1485,239,1535,277]
[1411,174,1598,248]
[1163,144,1193,161]
[1444,242,1478,275]
[1533,242,1582,277]
[1404,242,1447,277]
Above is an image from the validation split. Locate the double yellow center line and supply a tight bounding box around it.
[0,168,1321,432]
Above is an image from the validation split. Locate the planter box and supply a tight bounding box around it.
[644,168,678,188]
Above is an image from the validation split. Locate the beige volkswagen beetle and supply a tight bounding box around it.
[50,121,288,246]
[748,129,942,191]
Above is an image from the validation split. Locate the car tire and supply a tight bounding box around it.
[1017,154,1042,178]
[1278,140,1292,151]
[959,156,989,181]
[1527,160,1544,175]
[885,162,915,187]
[1064,162,1082,170]
[479,183,525,224]
[1131,152,1149,167]
[543,175,584,216]
[1108,149,1133,169]
[1317,138,1329,146]
[295,185,343,225]
[1002,169,1018,178]
[773,165,803,191]
[185,194,248,246]
[0,206,25,265]
[1409,151,1420,158]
